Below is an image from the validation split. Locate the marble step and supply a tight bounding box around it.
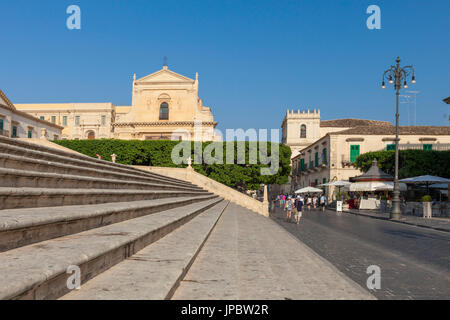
[0,152,202,190]
[0,167,205,192]
[0,195,219,252]
[0,138,192,187]
[0,187,211,210]
[0,198,223,300]
[61,200,229,300]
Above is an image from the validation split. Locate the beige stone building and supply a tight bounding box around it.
[281,109,450,197]
[15,65,219,141]
[0,89,63,140]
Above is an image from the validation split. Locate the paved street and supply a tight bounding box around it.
[173,203,374,300]
[271,206,450,299]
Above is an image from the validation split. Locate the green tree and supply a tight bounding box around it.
[53,139,292,190]
[354,150,450,179]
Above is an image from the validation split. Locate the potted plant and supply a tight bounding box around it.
[422,195,432,218]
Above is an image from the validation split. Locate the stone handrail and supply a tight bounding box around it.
[133,166,269,217]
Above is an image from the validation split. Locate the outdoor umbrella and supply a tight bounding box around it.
[373,182,407,191]
[399,175,450,194]
[294,186,323,194]
[320,180,351,197]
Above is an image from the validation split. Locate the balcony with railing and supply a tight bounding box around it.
[341,154,354,167]
[0,129,9,138]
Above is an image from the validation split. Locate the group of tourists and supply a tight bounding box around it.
[277,193,327,224]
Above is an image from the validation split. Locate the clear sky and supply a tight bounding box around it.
[1,0,449,136]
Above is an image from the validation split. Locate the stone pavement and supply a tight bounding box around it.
[172,203,375,300]
[270,206,450,299]
[344,208,450,232]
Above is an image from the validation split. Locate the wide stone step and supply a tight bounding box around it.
[61,200,229,300]
[0,195,219,252]
[0,187,211,210]
[0,198,223,300]
[0,139,192,187]
[0,167,204,192]
[0,152,202,190]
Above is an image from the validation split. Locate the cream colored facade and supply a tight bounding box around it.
[15,66,219,141]
[0,89,63,140]
[282,109,450,197]
[14,103,114,140]
[113,66,218,141]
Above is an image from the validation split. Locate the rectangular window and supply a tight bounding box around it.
[300,159,305,171]
[51,116,56,124]
[12,125,17,138]
[423,144,432,151]
[75,116,80,126]
[101,115,106,126]
[322,148,327,164]
[0,118,3,131]
[28,129,32,138]
[350,145,360,162]
[40,116,45,121]
[323,178,327,184]
[63,116,67,126]
[314,179,318,187]
[315,152,319,167]
[386,144,395,151]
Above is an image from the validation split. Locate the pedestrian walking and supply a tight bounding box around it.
[285,196,294,222]
[295,196,304,224]
[111,153,117,163]
[313,195,318,209]
[320,194,326,211]
[306,196,312,211]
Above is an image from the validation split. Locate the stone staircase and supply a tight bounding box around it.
[0,136,228,300]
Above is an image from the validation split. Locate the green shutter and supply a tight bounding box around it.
[387,144,395,151]
[12,126,17,137]
[315,152,319,167]
[40,116,45,120]
[300,159,305,171]
[314,179,318,186]
[423,144,432,151]
[0,119,3,131]
[322,148,327,164]
[323,178,327,184]
[28,130,32,138]
[350,145,360,162]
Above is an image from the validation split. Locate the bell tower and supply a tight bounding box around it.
[281,109,321,158]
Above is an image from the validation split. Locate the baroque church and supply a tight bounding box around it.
[15,65,219,141]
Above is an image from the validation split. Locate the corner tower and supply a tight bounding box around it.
[281,109,321,159]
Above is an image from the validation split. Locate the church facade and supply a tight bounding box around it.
[15,66,219,141]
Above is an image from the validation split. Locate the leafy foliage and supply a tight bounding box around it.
[53,139,291,190]
[421,195,432,202]
[354,150,450,179]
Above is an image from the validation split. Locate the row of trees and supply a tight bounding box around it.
[54,139,292,191]
[354,149,450,179]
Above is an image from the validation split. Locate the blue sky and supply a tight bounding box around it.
[1,0,449,135]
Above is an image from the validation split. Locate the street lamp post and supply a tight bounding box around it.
[381,57,416,220]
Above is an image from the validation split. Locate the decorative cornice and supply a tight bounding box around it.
[0,89,16,111]
[419,137,437,141]
[113,121,217,127]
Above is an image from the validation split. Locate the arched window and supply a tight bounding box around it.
[87,131,95,140]
[159,102,169,120]
[300,124,306,138]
